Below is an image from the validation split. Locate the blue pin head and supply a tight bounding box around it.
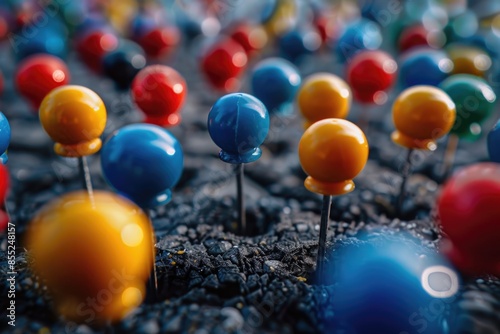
[0,112,10,164]
[101,124,184,209]
[399,48,453,88]
[335,18,382,62]
[251,58,301,115]
[488,119,500,163]
[330,234,460,334]
[207,93,270,164]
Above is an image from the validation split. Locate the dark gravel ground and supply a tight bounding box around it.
[0,40,499,334]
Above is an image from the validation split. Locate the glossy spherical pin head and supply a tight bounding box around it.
[334,235,458,333]
[0,69,4,96]
[102,39,146,91]
[297,73,351,128]
[200,38,248,92]
[14,25,67,61]
[447,44,492,77]
[76,29,119,73]
[440,74,496,140]
[392,86,456,151]
[15,54,70,110]
[278,28,321,64]
[131,65,187,127]
[39,85,107,157]
[488,119,500,163]
[251,58,301,115]
[437,163,500,277]
[399,48,454,88]
[0,112,10,164]
[207,93,270,164]
[298,119,368,196]
[346,50,397,104]
[335,18,382,62]
[101,124,183,209]
[229,22,268,59]
[398,25,438,52]
[0,163,9,203]
[0,160,9,231]
[25,190,153,323]
[138,25,180,59]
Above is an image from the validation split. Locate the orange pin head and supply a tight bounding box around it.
[298,118,369,196]
[447,44,491,78]
[297,73,352,129]
[25,191,154,323]
[39,85,107,157]
[392,86,456,151]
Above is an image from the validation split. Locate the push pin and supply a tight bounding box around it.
[25,191,154,323]
[131,65,187,127]
[277,28,321,64]
[437,163,500,277]
[439,74,496,178]
[346,50,397,105]
[335,18,382,62]
[398,24,440,52]
[15,54,70,111]
[251,58,301,115]
[102,39,147,91]
[76,29,119,73]
[392,86,456,213]
[39,85,107,196]
[0,112,11,164]
[229,22,268,60]
[0,69,4,96]
[297,73,351,128]
[207,93,270,234]
[298,118,368,283]
[101,124,184,296]
[399,49,453,88]
[447,44,491,78]
[346,50,397,129]
[201,38,248,93]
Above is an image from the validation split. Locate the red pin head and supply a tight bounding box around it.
[15,54,70,110]
[437,163,500,277]
[346,50,397,104]
[76,29,119,73]
[200,37,248,92]
[131,65,187,127]
[0,69,4,96]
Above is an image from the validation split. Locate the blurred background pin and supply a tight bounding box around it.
[251,57,301,115]
[39,85,107,197]
[131,65,187,127]
[0,112,10,164]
